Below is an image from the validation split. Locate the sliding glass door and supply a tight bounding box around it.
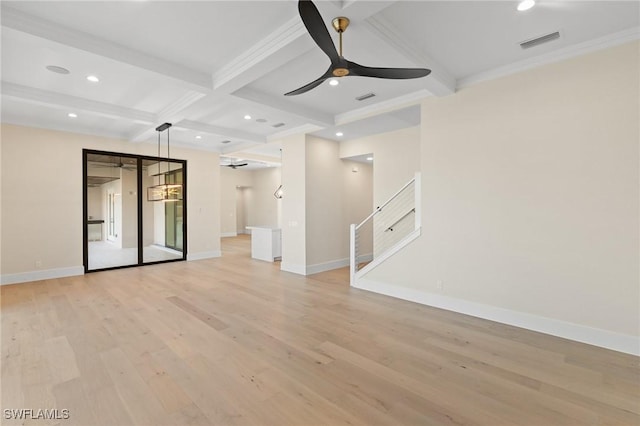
[83,149,187,272]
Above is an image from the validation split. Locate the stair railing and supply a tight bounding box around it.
[350,172,421,285]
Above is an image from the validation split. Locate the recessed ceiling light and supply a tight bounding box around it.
[46,65,70,74]
[517,0,535,11]
[244,115,252,120]
[195,135,202,139]
[86,75,100,83]
[68,113,77,118]
[336,132,344,137]
[366,157,373,161]
[329,79,339,86]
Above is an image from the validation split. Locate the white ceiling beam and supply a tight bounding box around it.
[1,5,212,93]
[220,141,266,156]
[211,16,311,94]
[1,81,156,123]
[129,91,209,143]
[267,123,325,143]
[364,15,456,97]
[176,120,265,145]
[334,0,399,20]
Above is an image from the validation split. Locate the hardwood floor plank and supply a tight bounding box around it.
[1,235,638,426]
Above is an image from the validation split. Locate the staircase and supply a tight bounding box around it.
[350,172,421,285]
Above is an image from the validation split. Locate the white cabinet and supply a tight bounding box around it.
[246,226,281,262]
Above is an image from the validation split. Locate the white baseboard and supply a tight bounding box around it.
[281,258,351,276]
[306,258,350,275]
[187,250,222,261]
[238,229,251,235]
[280,262,306,275]
[221,232,238,238]
[1,266,84,285]
[354,278,639,356]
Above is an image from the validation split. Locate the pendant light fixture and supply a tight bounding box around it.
[274,148,283,199]
[147,123,183,202]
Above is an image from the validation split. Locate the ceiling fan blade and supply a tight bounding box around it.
[347,60,431,79]
[298,0,340,63]
[284,67,333,96]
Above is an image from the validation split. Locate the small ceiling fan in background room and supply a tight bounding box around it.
[89,156,137,171]
[221,157,249,169]
[285,0,431,96]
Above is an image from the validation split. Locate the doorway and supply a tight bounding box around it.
[83,149,187,272]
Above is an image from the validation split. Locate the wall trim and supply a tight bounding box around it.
[221,232,238,238]
[280,262,306,275]
[354,278,639,356]
[187,250,221,261]
[458,27,640,89]
[1,266,84,285]
[306,258,350,275]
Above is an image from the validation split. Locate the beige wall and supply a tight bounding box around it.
[219,166,281,236]
[362,42,639,349]
[0,124,221,280]
[220,166,252,235]
[281,135,373,274]
[246,167,282,228]
[340,126,420,207]
[281,133,307,273]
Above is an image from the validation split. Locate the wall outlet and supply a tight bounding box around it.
[35,260,42,268]
[436,280,443,291]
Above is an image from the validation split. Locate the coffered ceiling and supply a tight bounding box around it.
[2,1,638,160]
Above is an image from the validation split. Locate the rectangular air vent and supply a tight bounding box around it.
[520,31,560,49]
[355,92,376,101]
[221,140,231,144]
[272,123,285,128]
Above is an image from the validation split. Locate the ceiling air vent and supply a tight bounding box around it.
[355,92,376,101]
[221,140,231,144]
[272,122,286,128]
[520,31,560,49]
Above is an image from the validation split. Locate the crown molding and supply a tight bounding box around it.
[177,119,266,145]
[267,123,324,142]
[458,26,640,89]
[334,89,430,126]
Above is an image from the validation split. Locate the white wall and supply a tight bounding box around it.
[359,42,639,354]
[86,187,102,221]
[0,124,221,282]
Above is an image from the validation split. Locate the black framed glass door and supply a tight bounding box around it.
[83,149,187,272]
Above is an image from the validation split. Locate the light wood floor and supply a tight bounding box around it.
[2,235,638,425]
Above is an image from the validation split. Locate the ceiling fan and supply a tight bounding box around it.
[89,158,137,171]
[285,0,431,96]
[221,158,249,169]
